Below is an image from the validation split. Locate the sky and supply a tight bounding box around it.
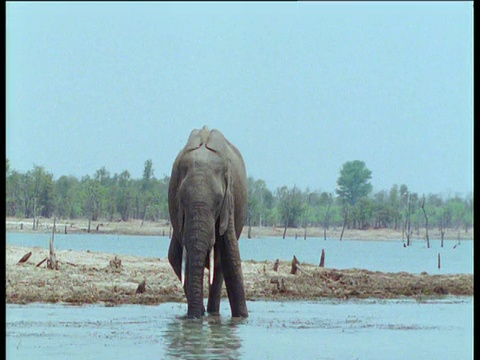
[6,2,473,197]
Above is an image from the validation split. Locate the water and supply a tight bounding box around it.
[6,298,473,360]
[6,232,473,274]
[5,233,473,359]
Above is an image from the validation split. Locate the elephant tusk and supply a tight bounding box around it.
[181,246,187,287]
[209,249,214,286]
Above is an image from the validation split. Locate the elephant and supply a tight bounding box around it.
[168,126,248,319]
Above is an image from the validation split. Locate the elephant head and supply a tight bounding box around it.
[168,126,248,319]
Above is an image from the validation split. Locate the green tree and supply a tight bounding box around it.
[6,169,26,217]
[276,185,304,239]
[141,159,155,224]
[116,170,133,221]
[55,175,83,219]
[152,175,170,221]
[353,197,375,229]
[27,165,57,219]
[316,192,334,239]
[94,167,111,220]
[336,160,373,238]
[336,160,373,206]
[388,184,403,230]
[247,178,273,224]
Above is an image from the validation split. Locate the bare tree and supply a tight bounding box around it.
[420,194,430,248]
[339,202,348,241]
[403,192,412,246]
[321,193,333,240]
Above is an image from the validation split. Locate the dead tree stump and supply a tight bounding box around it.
[291,255,300,274]
[136,279,146,294]
[273,259,280,272]
[290,255,311,276]
[47,237,59,270]
[319,249,325,267]
[46,218,59,270]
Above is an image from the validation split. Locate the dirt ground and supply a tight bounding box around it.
[6,245,473,306]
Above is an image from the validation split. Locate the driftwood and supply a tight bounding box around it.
[270,278,286,292]
[36,257,76,268]
[17,252,32,265]
[36,257,47,267]
[290,255,312,276]
[109,255,122,269]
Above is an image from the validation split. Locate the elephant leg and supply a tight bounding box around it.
[219,229,248,318]
[168,232,182,282]
[207,243,224,315]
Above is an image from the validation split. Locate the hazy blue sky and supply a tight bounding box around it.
[6,2,473,196]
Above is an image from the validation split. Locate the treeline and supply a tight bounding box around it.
[6,159,473,238]
[5,159,168,223]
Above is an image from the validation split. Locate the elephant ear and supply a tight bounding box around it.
[205,129,227,154]
[169,148,189,243]
[219,164,234,236]
[184,130,202,151]
[184,127,210,151]
[177,203,185,242]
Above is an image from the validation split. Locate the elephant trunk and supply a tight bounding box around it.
[185,249,206,318]
[183,206,216,319]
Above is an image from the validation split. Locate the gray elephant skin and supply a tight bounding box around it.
[168,126,248,319]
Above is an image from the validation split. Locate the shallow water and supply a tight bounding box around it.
[6,232,473,274]
[6,298,473,360]
[6,233,473,359]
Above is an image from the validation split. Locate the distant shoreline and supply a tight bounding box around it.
[5,217,473,242]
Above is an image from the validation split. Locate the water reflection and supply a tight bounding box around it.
[164,316,243,359]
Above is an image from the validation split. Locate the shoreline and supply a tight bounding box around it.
[6,217,473,242]
[6,244,473,306]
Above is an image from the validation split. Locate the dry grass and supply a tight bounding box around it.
[6,245,473,306]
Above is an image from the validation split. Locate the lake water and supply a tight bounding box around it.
[6,298,473,360]
[6,232,473,274]
[5,232,473,359]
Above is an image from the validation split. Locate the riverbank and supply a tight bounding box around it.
[5,217,473,241]
[6,245,473,306]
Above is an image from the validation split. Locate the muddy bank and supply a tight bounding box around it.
[6,245,473,306]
